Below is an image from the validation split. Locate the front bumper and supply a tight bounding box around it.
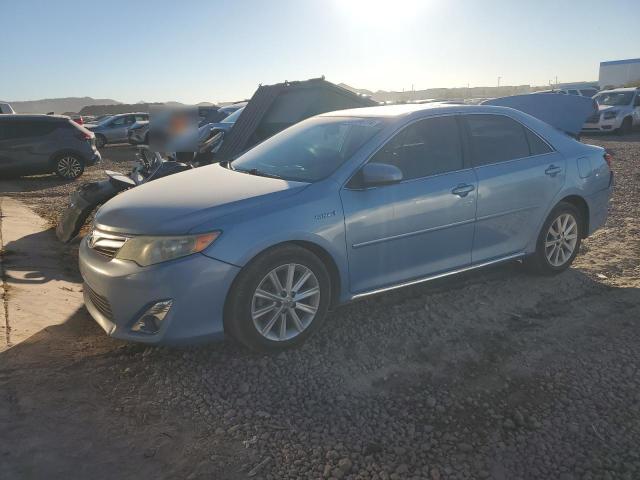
[79,237,240,345]
[582,117,621,133]
[85,151,102,167]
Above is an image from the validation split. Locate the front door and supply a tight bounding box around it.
[340,115,477,294]
[462,113,566,263]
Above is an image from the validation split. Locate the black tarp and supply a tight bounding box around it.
[215,78,376,161]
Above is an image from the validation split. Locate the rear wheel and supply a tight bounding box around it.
[55,154,84,179]
[617,117,633,135]
[95,134,106,149]
[226,244,331,351]
[525,202,582,275]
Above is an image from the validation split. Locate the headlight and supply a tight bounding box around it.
[603,110,619,120]
[115,231,220,266]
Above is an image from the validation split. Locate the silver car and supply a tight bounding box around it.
[86,112,148,148]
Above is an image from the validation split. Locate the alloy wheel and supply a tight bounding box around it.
[57,156,82,179]
[545,213,578,267]
[251,263,321,342]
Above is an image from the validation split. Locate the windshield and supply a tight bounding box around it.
[221,107,244,124]
[231,116,385,182]
[595,92,633,106]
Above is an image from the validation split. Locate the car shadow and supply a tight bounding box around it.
[2,227,80,285]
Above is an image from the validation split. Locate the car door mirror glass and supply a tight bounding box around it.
[361,162,403,187]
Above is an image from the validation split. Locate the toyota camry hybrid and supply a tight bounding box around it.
[79,103,613,351]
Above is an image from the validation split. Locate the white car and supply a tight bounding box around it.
[583,88,640,134]
[533,88,599,97]
[0,102,15,114]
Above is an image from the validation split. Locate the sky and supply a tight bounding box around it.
[1,0,638,104]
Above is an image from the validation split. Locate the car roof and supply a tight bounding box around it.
[0,114,70,122]
[597,87,638,93]
[319,102,521,119]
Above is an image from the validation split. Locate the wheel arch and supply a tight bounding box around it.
[558,194,590,238]
[222,239,344,337]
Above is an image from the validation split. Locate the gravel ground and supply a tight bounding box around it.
[1,133,639,480]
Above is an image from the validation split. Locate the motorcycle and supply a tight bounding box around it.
[56,127,224,243]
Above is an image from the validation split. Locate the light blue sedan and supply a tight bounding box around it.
[79,104,613,351]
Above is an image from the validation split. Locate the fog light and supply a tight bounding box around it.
[131,300,173,334]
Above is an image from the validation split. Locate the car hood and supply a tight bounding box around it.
[597,105,623,112]
[94,164,308,235]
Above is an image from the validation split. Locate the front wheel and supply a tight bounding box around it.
[55,155,84,179]
[225,245,331,351]
[525,202,582,275]
[617,117,633,135]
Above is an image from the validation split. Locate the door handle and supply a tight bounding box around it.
[545,165,562,176]
[451,184,475,197]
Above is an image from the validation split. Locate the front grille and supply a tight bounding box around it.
[84,283,113,320]
[88,229,128,259]
[585,113,600,124]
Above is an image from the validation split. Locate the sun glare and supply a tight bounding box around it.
[335,0,426,27]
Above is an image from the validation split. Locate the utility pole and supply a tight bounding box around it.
[497,76,502,88]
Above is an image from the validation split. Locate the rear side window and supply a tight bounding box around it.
[370,116,463,180]
[465,114,531,166]
[525,128,552,155]
[0,120,58,139]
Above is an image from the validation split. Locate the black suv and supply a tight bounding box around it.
[0,115,101,179]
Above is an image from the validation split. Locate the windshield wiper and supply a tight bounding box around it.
[234,167,283,179]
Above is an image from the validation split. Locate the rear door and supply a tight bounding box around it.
[633,92,640,126]
[462,113,565,263]
[106,115,130,142]
[0,120,56,175]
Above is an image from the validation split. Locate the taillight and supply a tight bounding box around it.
[74,131,93,141]
[604,152,613,169]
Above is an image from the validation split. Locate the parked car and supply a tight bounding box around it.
[0,114,100,179]
[582,87,640,134]
[79,103,612,351]
[0,102,15,114]
[532,88,598,97]
[198,103,246,126]
[85,112,149,148]
[127,120,149,145]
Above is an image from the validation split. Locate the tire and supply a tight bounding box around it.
[525,202,583,275]
[95,134,107,149]
[617,117,633,135]
[54,154,84,180]
[225,244,331,351]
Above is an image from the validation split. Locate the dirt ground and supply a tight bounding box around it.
[1,134,639,480]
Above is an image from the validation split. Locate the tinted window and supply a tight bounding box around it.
[0,120,58,139]
[135,114,148,121]
[465,114,530,166]
[111,116,126,126]
[525,128,552,155]
[369,116,463,180]
[231,116,384,183]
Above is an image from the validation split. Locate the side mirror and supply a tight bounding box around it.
[361,162,403,187]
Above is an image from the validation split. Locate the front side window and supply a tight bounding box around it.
[111,116,126,126]
[465,114,531,166]
[231,116,384,183]
[368,115,463,180]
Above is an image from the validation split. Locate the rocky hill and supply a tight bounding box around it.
[3,97,121,114]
